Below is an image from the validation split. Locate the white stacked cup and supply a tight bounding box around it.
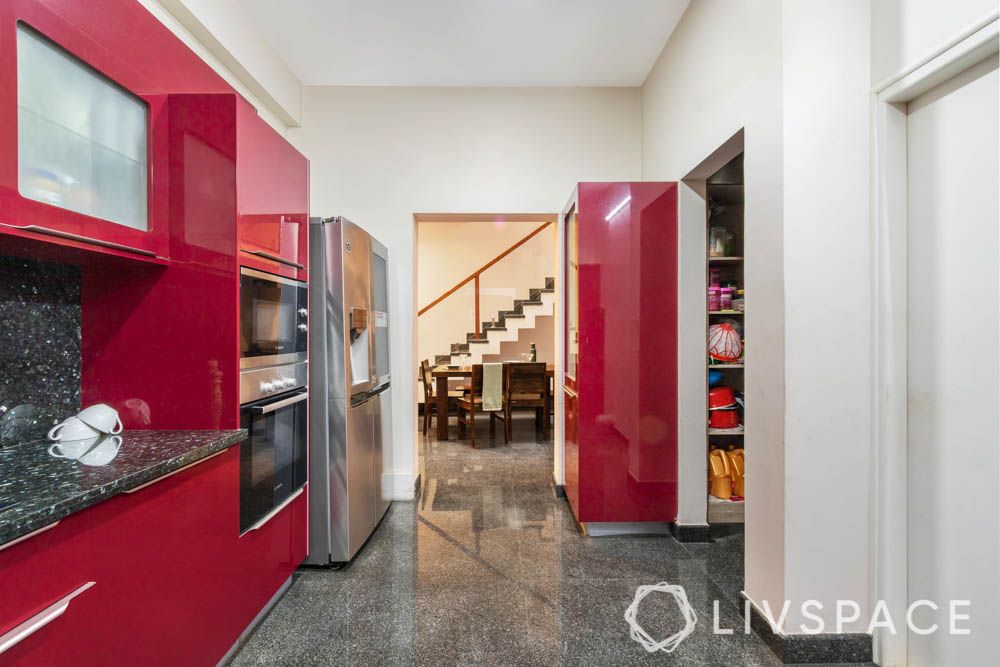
[48,404,124,466]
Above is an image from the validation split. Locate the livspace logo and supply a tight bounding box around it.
[714,599,974,636]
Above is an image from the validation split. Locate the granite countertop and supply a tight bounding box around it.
[0,429,247,548]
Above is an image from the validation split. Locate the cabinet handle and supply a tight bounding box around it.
[563,386,578,399]
[0,521,60,553]
[123,450,227,494]
[2,224,157,258]
[241,487,304,535]
[240,248,305,269]
[251,391,308,414]
[0,581,95,655]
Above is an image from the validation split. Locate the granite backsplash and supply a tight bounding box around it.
[0,255,81,446]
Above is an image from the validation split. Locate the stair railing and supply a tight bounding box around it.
[418,221,552,339]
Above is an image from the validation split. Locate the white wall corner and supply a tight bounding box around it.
[384,472,418,501]
[141,0,303,130]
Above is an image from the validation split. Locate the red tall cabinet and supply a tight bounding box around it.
[562,182,679,528]
[0,1,309,664]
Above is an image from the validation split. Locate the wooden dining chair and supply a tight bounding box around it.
[455,364,505,448]
[420,359,463,436]
[494,362,549,441]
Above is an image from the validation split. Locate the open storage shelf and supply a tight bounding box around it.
[707,153,746,525]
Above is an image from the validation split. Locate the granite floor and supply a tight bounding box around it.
[230,416,870,666]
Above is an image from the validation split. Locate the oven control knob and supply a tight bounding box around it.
[260,381,275,394]
[280,378,293,388]
[298,308,308,317]
[298,324,308,332]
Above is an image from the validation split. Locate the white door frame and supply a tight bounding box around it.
[871,14,999,666]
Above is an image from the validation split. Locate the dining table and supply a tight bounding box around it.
[432,363,555,441]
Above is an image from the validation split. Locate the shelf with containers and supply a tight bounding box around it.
[706,153,745,525]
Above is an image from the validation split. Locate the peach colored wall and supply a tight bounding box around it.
[417,220,555,364]
[482,315,554,364]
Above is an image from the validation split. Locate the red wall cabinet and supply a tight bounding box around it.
[0,0,248,266]
[0,0,170,263]
[562,182,679,526]
[236,101,309,281]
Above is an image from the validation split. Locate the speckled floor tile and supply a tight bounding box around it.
[230,416,873,666]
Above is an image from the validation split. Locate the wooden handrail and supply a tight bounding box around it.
[418,221,553,326]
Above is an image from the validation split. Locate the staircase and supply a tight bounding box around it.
[433,277,555,366]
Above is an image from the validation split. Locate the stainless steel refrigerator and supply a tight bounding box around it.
[307,216,392,565]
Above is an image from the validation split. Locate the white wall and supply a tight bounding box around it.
[289,86,642,498]
[871,0,999,83]
[780,0,871,633]
[642,0,873,633]
[641,0,788,622]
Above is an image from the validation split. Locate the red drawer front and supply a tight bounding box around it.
[0,514,102,662]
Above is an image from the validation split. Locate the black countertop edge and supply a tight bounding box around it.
[0,429,247,549]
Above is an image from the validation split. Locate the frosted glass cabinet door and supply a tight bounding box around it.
[16,23,148,230]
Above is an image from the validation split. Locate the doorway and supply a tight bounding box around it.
[412,213,558,457]
[874,21,999,666]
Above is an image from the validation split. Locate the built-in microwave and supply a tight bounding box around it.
[240,267,308,370]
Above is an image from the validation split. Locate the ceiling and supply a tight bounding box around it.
[235,0,690,87]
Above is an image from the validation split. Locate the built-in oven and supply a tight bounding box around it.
[239,265,308,533]
[239,361,308,534]
[240,267,308,369]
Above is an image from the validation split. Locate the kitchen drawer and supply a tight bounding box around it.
[0,510,107,665]
[234,484,308,621]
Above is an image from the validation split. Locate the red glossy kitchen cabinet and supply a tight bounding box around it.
[562,182,679,527]
[236,101,309,281]
[0,449,236,666]
[0,447,306,666]
[81,93,241,432]
[0,0,201,263]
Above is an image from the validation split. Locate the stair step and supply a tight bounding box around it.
[435,282,553,365]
